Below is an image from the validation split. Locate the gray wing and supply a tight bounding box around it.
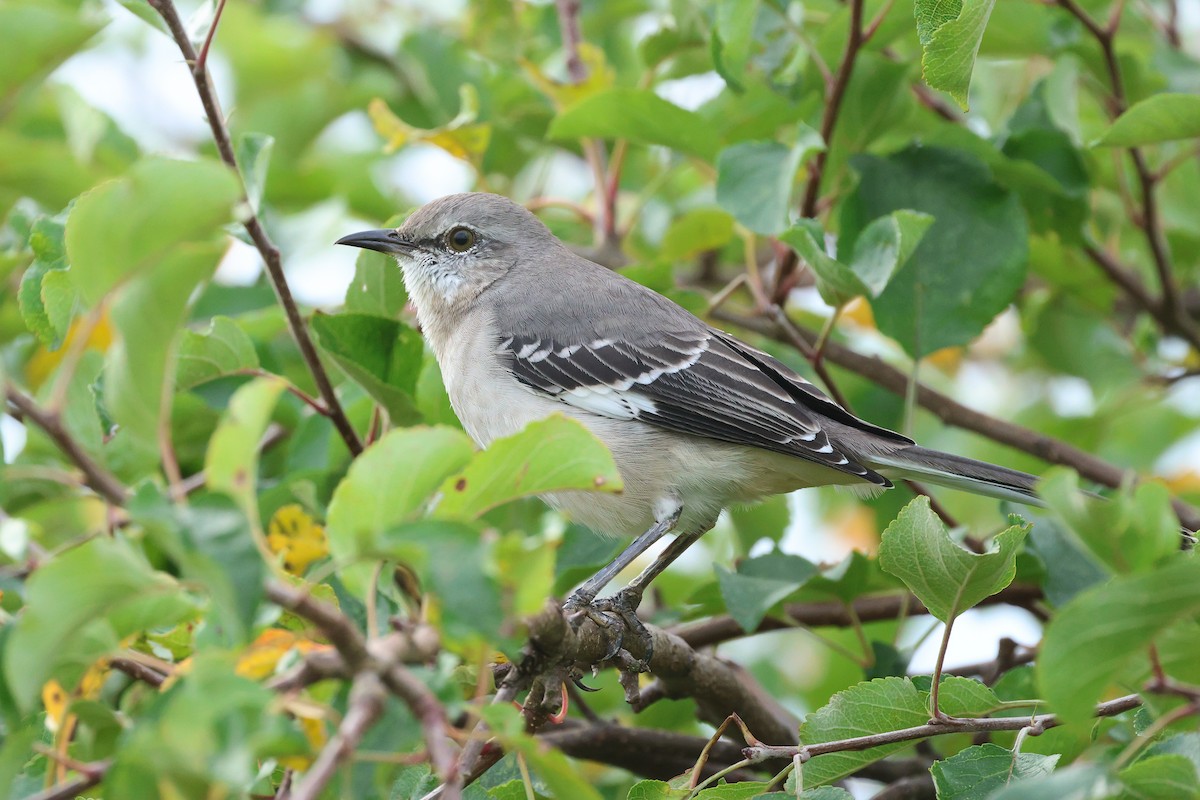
[495,327,910,487]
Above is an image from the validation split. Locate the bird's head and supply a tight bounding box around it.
[336,192,556,311]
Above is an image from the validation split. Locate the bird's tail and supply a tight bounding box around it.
[866,445,1044,507]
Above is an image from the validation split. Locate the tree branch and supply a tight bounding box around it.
[776,0,867,302]
[263,582,460,796]
[264,581,372,669]
[712,309,1200,531]
[744,693,1142,763]
[287,673,387,800]
[671,584,1044,650]
[20,760,110,800]
[145,0,363,458]
[1055,0,1198,349]
[5,387,128,506]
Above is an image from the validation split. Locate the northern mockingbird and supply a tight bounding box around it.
[337,192,1042,650]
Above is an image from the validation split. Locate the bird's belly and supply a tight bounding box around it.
[441,349,858,537]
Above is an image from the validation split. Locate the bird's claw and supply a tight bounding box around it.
[563,587,653,673]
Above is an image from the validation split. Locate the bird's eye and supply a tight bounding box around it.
[445,226,476,252]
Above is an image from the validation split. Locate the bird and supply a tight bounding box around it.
[336,192,1043,658]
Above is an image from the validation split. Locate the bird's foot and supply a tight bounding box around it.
[562,587,653,673]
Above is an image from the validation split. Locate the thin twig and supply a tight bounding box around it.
[1055,0,1195,350]
[776,0,866,302]
[288,673,387,800]
[145,0,362,457]
[5,387,128,506]
[265,582,371,669]
[20,760,111,800]
[743,694,1143,763]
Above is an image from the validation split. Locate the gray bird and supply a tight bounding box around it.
[337,192,1041,651]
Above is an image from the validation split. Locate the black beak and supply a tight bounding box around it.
[335,228,417,254]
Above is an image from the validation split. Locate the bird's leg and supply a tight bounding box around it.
[593,526,709,667]
[564,504,681,609]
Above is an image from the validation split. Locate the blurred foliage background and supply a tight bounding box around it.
[1,0,1200,798]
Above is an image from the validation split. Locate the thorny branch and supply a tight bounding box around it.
[145,0,363,458]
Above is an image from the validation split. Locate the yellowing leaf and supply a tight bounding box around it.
[235,628,329,680]
[267,504,329,575]
[24,312,113,388]
[925,346,965,375]
[368,85,491,162]
[280,712,328,771]
[42,679,68,732]
[521,43,614,109]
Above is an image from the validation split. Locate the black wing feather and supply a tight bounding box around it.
[497,330,898,487]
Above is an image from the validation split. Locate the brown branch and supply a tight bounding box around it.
[540,720,783,782]
[21,760,110,800]
[288,673,387,800]
[5,387,128,506]
[776,0,866,302]
[145,0,363,458]
[264,582,459,796]
[713,310,1200,531]
[264,582,371,670]
[110,657,167,688]
[1055,0,1197,350]
[379,662,459,786]
[671,584,1044,650]
[744,693,1142,763]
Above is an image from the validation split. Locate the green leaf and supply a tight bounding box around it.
[660,208,735,260]
[626,781,685,800]
[1119,754,1200,800]
[131,487,264,646]
[716,552,817,632]
[17,216,75,348]
[0,2,105,99]
[312,312,424,423]
[176,316,260,389]
[780,221,866,308]
[919,0,997,110]
[840,146,1028,357]
[799,676,1000,786]
[796,790,854,800]
[434,415,622,520]
[798,677,928,786]
[66,157,240,305]
[716,133,822,235]
[325,426,475,560]
[236,132,274,213]
[693,781,772,799]
[1038,557,1200,725]
[3,537,196,711]
[205,376,287,516]
[1094,94,1200,147]
[930,743,1058,799]
[987,765,1107,800]
[381,521,501,642]
[1038,469,1179,575]
[106,241,226,466]
[344,248,408,318]
[1026,515,1109,607]
[548,88,719,160]
[848,210,935,297]
[878,497,1029,622]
